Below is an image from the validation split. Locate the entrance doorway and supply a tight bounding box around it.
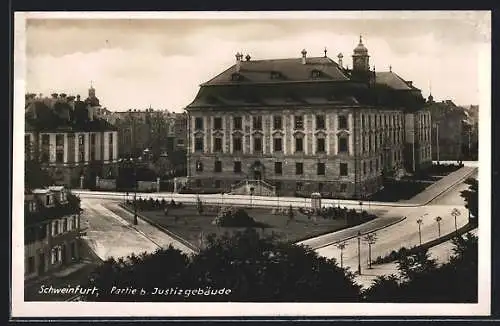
[251,161,264,180]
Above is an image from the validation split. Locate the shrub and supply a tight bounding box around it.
[212,207,260,227]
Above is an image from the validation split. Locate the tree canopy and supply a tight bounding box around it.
[461,177,478,220]
[85,229,361,302]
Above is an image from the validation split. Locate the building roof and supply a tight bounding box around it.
[187,52,424,112]
[202,57,350,85]
[375,72,418,91]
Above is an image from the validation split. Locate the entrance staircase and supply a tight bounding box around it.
[230,179,276,196]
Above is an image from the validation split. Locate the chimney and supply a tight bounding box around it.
[245,54,251,61]
[301,49,307,64]
[337,53,344,68]
[407,81,413,87]
[235,52,242,73]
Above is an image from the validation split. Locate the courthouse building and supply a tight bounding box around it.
[185,37,432,198]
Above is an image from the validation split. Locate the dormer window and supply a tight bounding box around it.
[45,194,53,206]
[231,73,241,81]
[28,201,37,212]
[311,70,321,79]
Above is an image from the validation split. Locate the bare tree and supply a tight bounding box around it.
[335,241,348,268]
[363,233,377,269]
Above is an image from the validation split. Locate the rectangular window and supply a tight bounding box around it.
[338,115,348,129]
[274,162,283,175]
[317,163,326,175]
[90,133,96,145]
[296,162,303,175]
[340,183,347,192]
[294,115,304,129]
[338,137,348,153]
[317,138,325,153]
[214,117,222,130]
[273,116,282,130]
[195,160,203,172]
[318,182,324,193]
[376,158,379,171]
[52,220,59,235]
[195,138,204,151]
[361,115,365,129]
[214,160,222,173]
[195,179,202,188]
[363,161,367,175]
[234,161,242,173]
[78,135,84,146]
[370,160,373,173]
[296,182,303,192]
[195,117,203,130]
[214,137,223,152]
[233,117,242,130]
[62,218,68,232]
[340,163,348,176]
[253,138,262,152]
[273,138,282,152]
[368,115,372,128]
[316,115,325,129]
[214,180,221,188]
[295,138,303,152]
[233,137,242,152]
[253,116,262,130]
[368,134,372,152]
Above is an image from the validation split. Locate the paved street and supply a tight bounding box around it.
[75,165,477,289]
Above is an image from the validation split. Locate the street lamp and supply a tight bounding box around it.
[129,157,138,225]
[435,216,442,238]
[451,208,461,234]
[335,241,347,269]
[416,218,423,245]
[249,187,254,209]
[357,231,362,275]
[363,232,377,269]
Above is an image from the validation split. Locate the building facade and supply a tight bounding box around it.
[185,38,432,198]
[25,87,119,188]
[105,109,187,158]
[25,186,81,281]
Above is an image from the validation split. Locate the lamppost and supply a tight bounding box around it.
[357,231,362,275]
[435,216,442,237]
[416,218,423,245]
[451,208,461,234]
[363,232,377,269]
[335,241,347,269]
[129,157,138,225]
[249,187,254,209]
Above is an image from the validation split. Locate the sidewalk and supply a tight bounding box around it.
[73,166,477,210]
[400,166,477,205]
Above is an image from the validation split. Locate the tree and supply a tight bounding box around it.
[83,229,362,302]
[460,177,478,222]
[364,232,478,303]
[25,160,54,189]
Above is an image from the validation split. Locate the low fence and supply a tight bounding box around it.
[95,178,116,190]
[137,180,159,192]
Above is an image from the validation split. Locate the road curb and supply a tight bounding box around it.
[117,204,199,253]
[306,216,408,250]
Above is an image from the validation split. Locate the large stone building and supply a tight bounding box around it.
[25,86,119,188]
[25,186,81,281]
[185,37,432,198]
[427,97,477,161]
[105,109,187,158]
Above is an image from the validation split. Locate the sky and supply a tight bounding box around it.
[23,11,490,112]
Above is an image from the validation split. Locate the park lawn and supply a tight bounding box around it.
[137,205,372,249]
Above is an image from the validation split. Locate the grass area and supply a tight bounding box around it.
[136,205,375,249]
[368,181,431,202]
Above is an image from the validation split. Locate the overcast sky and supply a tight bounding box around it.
[24,12,490,112]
